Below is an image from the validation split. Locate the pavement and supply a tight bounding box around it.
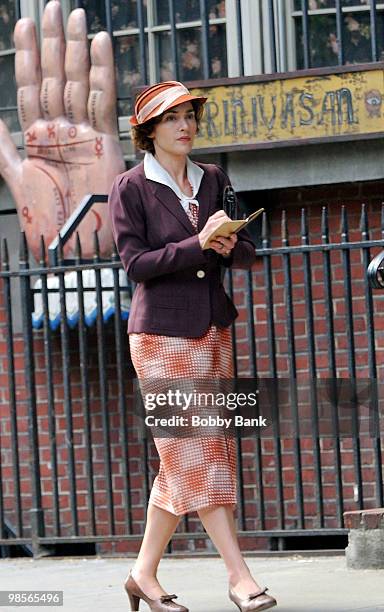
[0,553,384,612]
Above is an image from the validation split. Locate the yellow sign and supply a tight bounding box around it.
[191,67,384,151]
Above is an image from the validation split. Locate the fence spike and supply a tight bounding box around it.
[340,205,348,242]
[111,240,119,261]
[261,211,269,248]
[75,232,82,263]
[360,203,369,240]
[39,235,46,266]
[19,231,29,265]
[381,203,384,239]
[1,237,9,270]
[93,230,100,260]
[301,207,308,244]
[321,206,329,243]
[281,209,289,246]
[57,233,63,264]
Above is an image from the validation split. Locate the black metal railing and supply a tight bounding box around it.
[47,194,108,266]
[0,203,383,557]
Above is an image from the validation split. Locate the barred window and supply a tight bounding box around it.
[291,0,384,69]
[0,1,18,131]
[74,0,228,117]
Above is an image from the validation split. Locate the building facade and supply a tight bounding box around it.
[0,1,384,556]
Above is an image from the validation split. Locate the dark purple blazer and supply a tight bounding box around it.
[108,160,256,337]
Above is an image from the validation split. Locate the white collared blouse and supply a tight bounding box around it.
[143,152,204,213]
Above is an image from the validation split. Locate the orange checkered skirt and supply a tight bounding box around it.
[129,325,237,516]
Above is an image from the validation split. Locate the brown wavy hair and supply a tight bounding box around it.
[131,100,205,155]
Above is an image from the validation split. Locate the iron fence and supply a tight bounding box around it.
[0,204,383,558]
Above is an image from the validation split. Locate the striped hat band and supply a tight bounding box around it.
[130,80,207,126]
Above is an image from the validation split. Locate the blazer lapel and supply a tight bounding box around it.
[195,170,212,232]
[150,182,196,234]
[147,166,212,235]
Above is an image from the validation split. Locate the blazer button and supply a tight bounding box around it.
[196,270,206,278]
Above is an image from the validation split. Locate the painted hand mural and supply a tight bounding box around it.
[0,0,125,261]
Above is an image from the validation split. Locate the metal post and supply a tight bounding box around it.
[57,237,79,535]
[104,0,113,39]
[267,0,277,72]
[1,239,22,537]
[261,214,284,530]
[235,0,244,76]
[137,0,148,84]
[340,206,363,510]
[75,235,96,535]
[321,207,344,527]
[281,211,304,529]
[169,0,179,80]
[15,0,21,20]
[19,233,46,557]
[301,209,324,528]
[301,0,310,69]
[38,237,60,537]
[335,0,344,65]
[369,0,379,62]
[200,0,210,79]
[360,205,383,506]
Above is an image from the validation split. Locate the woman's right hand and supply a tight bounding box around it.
[198,210,236,253]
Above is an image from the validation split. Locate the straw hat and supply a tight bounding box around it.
[130,80,207,126]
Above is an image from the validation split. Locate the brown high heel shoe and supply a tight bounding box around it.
[124,571,189,612]
[228,585,277,612]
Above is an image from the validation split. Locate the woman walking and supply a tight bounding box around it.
[108,80,277,612]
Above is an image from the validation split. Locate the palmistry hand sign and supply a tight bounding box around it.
[0,0,125,261]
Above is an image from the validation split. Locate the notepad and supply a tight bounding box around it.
[202,208,264,250]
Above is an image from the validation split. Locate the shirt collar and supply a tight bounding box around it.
[143,152,204,208]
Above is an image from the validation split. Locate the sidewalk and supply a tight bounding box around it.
[1,553,384,611]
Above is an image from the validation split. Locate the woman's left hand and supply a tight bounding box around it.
[209,233,238,256]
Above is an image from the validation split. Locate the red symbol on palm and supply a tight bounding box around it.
[22,206,32,223]
[47,124,56,139]
[26,130,37,144]
[94,137,104,159]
